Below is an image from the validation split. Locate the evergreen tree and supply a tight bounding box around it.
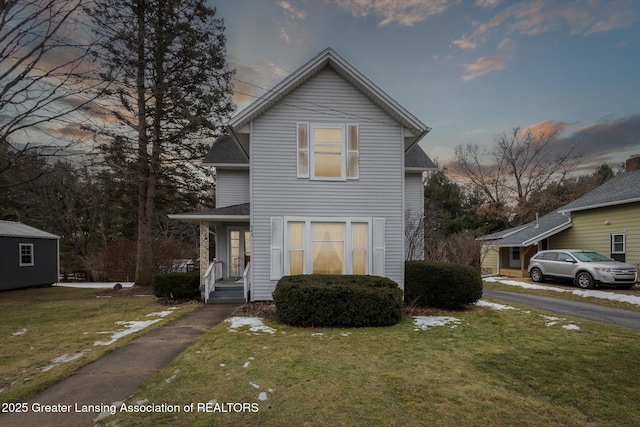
[87,0,234,285]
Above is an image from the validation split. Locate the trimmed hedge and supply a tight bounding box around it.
[405,261,482,309]
[153,272,200,299]
[273,275,403,327]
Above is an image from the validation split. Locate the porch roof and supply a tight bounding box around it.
[478,211,572,248]
[168,203,250,224]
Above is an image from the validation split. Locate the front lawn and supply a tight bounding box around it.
[100,301,640,426]
[0,286,198,403]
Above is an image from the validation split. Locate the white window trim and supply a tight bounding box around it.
[611,232,626,254]
[310,123,346,181]
[297,123,360,181]
[283,217,373,276]
[19,243,34,267]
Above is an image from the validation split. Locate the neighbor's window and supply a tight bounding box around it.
[611,233,626,262]
[19,243,34,266]
[297,123,359,180]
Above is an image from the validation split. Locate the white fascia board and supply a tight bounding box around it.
[558,197,640,214]
[522,221,573,246]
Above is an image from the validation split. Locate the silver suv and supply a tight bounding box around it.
[528,250,638,289]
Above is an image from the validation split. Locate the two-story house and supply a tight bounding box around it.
[170,48,435,302]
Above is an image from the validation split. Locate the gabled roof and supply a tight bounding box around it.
[478,211,572,247]
[203,135,248,167]
[228,48,430,151]
[480,169,640,247]
[0,220,59,239]
[558,169,640,213]
[405,144,437,171]
[168,203,250,224]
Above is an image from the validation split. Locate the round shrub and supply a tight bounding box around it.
[405,261,482,309]
[273,275,403,327]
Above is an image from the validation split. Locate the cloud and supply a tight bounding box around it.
[476,0,502,8]
[461,56,507,80]
[230,59,291,110]
[522,120,569,137]
[277,0,308,43]
[453,0,636,50]
[555,114,640,166]
[497,37,516,51]
[329,0,456,26]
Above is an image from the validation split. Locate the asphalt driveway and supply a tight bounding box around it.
[483,289,640,330]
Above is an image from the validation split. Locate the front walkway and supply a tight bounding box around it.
[0,304,239,427]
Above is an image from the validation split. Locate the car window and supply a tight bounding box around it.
[542,252,558,261]
[572,251,614,262]
[557,252,574,262]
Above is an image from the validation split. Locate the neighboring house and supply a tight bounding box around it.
[0,220,60,291]
[170,48,435,302]
[480,155,640,277]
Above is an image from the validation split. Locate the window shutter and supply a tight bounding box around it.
[270,217,283,280]
[347,124,359,179]
[372,218,385,276]
[297,123,309,178]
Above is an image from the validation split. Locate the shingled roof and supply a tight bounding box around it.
[0,220,59,239]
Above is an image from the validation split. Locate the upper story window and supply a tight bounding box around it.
[297,123,359,180]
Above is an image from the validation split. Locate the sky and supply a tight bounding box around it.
[214,0,640,172]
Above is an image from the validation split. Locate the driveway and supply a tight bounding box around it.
[483,289,640,331]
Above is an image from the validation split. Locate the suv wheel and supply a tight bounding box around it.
[576,271,595,289]
[530,268,545,283]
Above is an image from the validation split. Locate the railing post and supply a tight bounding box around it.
[199,222,210,287]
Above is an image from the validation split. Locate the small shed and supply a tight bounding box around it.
[0,220,60,291]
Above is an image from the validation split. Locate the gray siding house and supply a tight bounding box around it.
[171,48,435,302]
[0,220,60,291]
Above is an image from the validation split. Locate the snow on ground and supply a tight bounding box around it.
[484,277,640,307]
[478,299,580,330]
[413,316,461,331]
[55,282,134,289]
[225,317,276,334]
[93,308,177,346]
[12,328,27,336]
[42,352,84,372]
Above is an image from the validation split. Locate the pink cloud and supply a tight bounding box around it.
[461,56,507,81]
[329,0,456,26]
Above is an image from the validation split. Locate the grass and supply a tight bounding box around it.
[100,301,640,427]
[483,278,640,313]
[0,285,198,403]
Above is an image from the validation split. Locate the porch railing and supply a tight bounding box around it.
[243,261,251,302]
[203,260,223,303]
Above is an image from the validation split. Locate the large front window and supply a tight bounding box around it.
[271,217,385,280]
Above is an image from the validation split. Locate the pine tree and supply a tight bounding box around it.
[88,0,234,285]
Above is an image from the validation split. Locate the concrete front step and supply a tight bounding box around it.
[208,285,245,304]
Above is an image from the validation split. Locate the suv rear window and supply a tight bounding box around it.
[537,252,558,261]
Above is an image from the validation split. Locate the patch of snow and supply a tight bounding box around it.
[413,316,461,331]
[476,300,517,310]
[311,333,324,337]
[219,363,226,367]
[485,277,640,306]
[94,319,161,346]
[563,324,580,330]
[249,382,260,389]
[147,307,176,318]
[225,317,276,334]
[165,369,180,383]
[258,392,268,401]
[42,352,84,372]
[340,332,351,337]
[243,361,251,368]
[12,328,27,336]
[54,282,134,289]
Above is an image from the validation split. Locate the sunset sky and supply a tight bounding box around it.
[216,0,640,172]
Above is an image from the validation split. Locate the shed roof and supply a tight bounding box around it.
[0,220,59,239]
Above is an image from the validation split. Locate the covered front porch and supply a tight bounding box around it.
[168,203,251,304]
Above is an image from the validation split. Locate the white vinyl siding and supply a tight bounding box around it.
[215,169,249,208]
[250,68,405,300]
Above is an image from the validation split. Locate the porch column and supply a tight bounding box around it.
[200,222,210,285]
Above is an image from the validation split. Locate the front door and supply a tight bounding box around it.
[229,229,251,279]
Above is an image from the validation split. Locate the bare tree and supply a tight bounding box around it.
[0,0,101,184]
[453,127,581,223]
[405,208,424,261]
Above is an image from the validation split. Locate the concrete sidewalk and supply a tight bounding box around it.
[1,304,238,427]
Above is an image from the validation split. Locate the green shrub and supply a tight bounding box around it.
[273,275,403,327]
[153,272,200,299]
[405,261,482,309]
